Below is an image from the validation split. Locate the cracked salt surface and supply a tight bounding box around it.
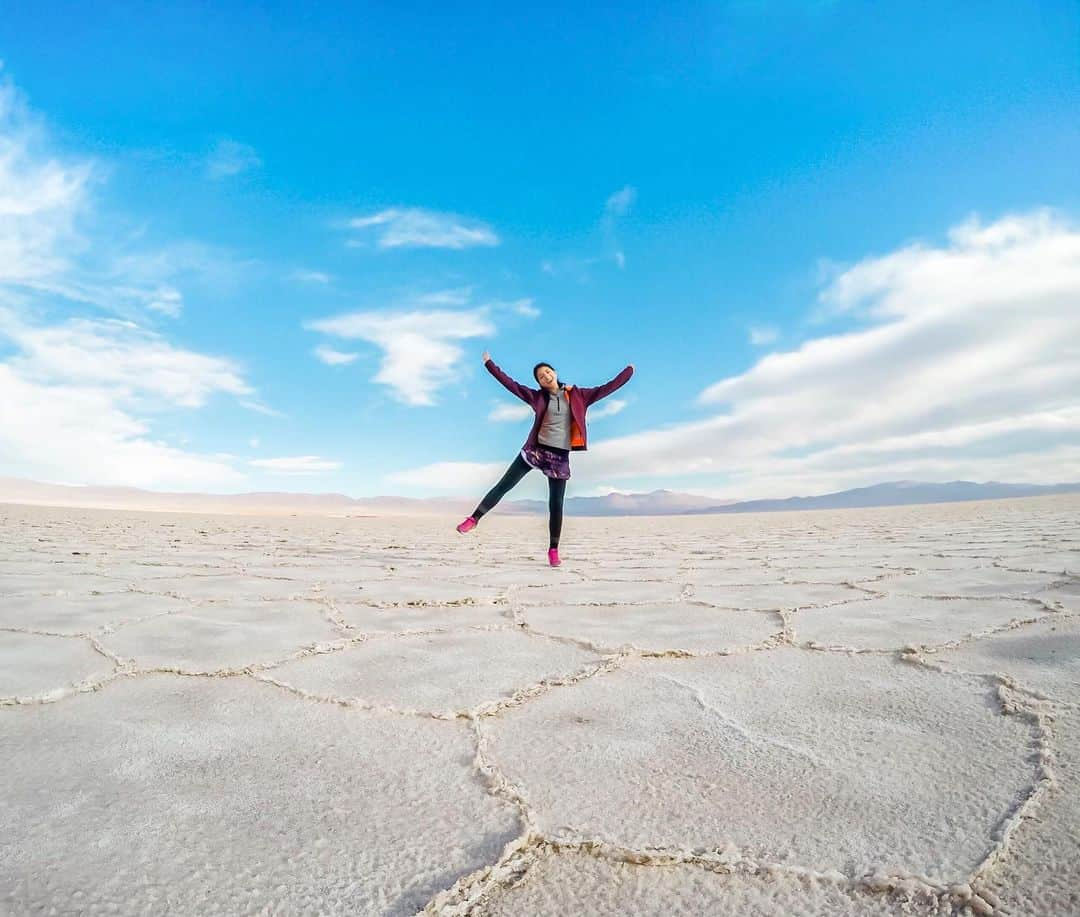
[266,628,599,716]
[1,676,520,916]
[1,496,1078,915]
[520,602,780,655]
[483,650,1034,882]
[474,848,926,916]
[795,595,1053,651]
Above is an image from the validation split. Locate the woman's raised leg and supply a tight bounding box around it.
[471,454,532,520]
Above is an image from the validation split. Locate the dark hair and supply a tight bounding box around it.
[533,362,555,383]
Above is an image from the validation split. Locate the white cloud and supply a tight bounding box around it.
[588,398,627,420]
[605,186,637,218]
[398,211,1080,499]
[313,345,359,366]
[0,77,92,288]
[749,324,778,346]
[292,269,331,285]
[603,185,636,270]
[238,399,284,417]
[307,306,494,406]
[515,301,540,318]
[347,207,499,250]
[0,76,259,323]
[594,210,1080,495]
[206,139,261,180]
[0,309,251,408]
[386,461,505,492]
[249,456,342,474]
[0,311,256,491]
[0,71,264,490]
[489,402,533,422]
[0,362,243,489]
[487,297,539,319]
[545,186,638,278]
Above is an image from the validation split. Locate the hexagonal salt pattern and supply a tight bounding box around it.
[521,602,780,654]
[98,600,347,672]
[333,601,508,633]
[0,676,519,916]
[794,594,1050,651]
[0,497,1077,916]
[475,848,923,916]
[265,628,600,715]
[483,651,1035,884]
[928,614,1080,710]
[0,590,191,634]
[974,707,1080,917]
[0,631,115,702]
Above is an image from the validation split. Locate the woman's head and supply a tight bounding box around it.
[533,362,559,392]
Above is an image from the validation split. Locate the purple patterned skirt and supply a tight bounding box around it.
[520,445,571,480]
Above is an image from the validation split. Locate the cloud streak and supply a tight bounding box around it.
[347,207,499,250]
[307,304,494,406]
[313,345,359,366]
[398,210,1080,498]
[206,139,261,180]
[249,456,342,474]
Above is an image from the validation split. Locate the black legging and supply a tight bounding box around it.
[472,454,567,549]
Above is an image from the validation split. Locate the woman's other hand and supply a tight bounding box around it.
[482,350,491,363]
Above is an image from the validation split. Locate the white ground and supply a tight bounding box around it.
[1,496,1078,916]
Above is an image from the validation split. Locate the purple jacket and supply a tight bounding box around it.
[485,358,633,452]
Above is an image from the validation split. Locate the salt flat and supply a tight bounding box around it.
[1,496,1078,916]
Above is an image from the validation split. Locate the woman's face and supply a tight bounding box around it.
[535,364,558,391]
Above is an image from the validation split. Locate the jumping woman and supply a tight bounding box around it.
[456,351,634,566]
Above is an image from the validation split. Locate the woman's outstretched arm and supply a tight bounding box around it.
[582,364,634,405]
[482,351,535,404]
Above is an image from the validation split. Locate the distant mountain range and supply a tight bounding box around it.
[683,480,1080,514]
[0,476,1077,517]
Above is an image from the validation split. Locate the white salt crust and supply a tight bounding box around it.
[0,496,1076,916]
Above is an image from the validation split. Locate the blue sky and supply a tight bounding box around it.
[1,2,1078,500]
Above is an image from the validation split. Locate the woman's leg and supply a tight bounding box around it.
[472,455,532,520]
[548,476,566,549]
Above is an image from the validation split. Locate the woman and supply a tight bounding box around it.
[456,351,634,566]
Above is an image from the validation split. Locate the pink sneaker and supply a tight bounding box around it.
[548,548,561,567]
[456,516,477,534]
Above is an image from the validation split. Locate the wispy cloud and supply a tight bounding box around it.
[313,345,359,366]
[307,304,494,406]
[292,268,331,285]
[543,186,637,278]
[749,325,778,346]
[0,71,264,490]
[206,139,261,180]
[386,460,505,492]
[488,402,533,422]
[0,77,257,322]
[249,456,342,474]
[588,398,627,420]
[0,308,252,488]
[502,297,540,318]
[603,185,636,269]
[347,207,499,250]
[0,308,251,408]
[605,185,636,218]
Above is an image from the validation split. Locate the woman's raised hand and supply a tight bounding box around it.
[482,350,491,363]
